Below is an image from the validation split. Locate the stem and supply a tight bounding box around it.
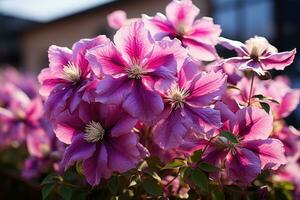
[247,73,255,106]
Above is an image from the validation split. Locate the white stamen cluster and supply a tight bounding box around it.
[245,36,277,59]
[167,85,190,109]
[126,65,145,79]
[84,121,105,143]
[63,62,81,83]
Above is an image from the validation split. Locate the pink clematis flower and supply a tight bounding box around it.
[219,36,296,75]
[152,59,227,149]
[107,10,138,29]
[87,21,187,122]
[259,76,300,120]
[38,36,110,119]
[55,102,148,186]
[143,0,221,61]
[203,103,286,185]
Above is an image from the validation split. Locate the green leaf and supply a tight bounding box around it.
[146,171,161,182]
[268,98,280,104]
[59,187,73,200]
[198,162,219,173]
[260,102,270,114]
[191,168,209,193]
[75,161,83,175]
[42,184,56,200]
[190,150,203,163]
[41,173,63,185]
[108,176,120,195]
[220,131,238,144]
[142,178,163,196]
[162,159,186,170]
[211,186,225,200]
[252,94,265,99]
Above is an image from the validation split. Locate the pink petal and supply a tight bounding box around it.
[278,89,300,118]
[183,37,219,61]
[107,10,127,29]
[225,148,261,185]
[86,41,127,77]
[218,37,248,56]
[242,139,286,170]
[48,45,72,72]
[142,13,175,40]
[61,134,96,170]
[122,82,164,123]
[233,107,273,141]
[239,60,265,75]
[166,0,199,29]
[262,49,296,70]
[187,70,227,106]
[187,17,221,45]
[113,21,153,63]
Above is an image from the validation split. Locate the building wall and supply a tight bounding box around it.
[20,0,209,72]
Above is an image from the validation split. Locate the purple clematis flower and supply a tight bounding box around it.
[38,36,110,119]
[87,21,187,122]
[203,103,286,185]
[219,36,296,75]
[54,102,148,186]
[152,59,227,149]
[143,0,221,61]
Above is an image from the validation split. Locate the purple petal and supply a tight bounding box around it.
[82,144,112,186]
[225,148,261,185]
[122,82,164,123]
[242,139,287,170]
[152,108,192,149]
[110,115,138,137]
[61,134,96,170]
[48,45,72,72]
[96,75,132,105]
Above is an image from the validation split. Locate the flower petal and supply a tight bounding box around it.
[61,134,96,170]
[233,107,273,141]
[166,0,199,29]
[262,49,296,70]
[242,139,287,170]
[114,21,153,63]
[225,148,261,185]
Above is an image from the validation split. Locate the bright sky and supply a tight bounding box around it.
[0,0,115,22]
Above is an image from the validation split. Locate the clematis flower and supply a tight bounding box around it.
[107,10,138,29]
[259,76,300,120]
[0,84,44,147]
[152,59,227,149]
[143,0,221,61]
[219,36,296,75]
[203,103,286,185]
[87,21,187,122]
[38,36,110,119]
[55,102,148,186]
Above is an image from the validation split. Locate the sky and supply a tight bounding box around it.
[0,0,115,22]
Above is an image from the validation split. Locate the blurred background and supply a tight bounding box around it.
[0,0,300,124]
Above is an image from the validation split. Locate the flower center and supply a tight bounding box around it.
[245,37,269,60]
[63,62,81,83]
[167,85,190,109]
[84,121,105,143]
[126,64,145,79]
